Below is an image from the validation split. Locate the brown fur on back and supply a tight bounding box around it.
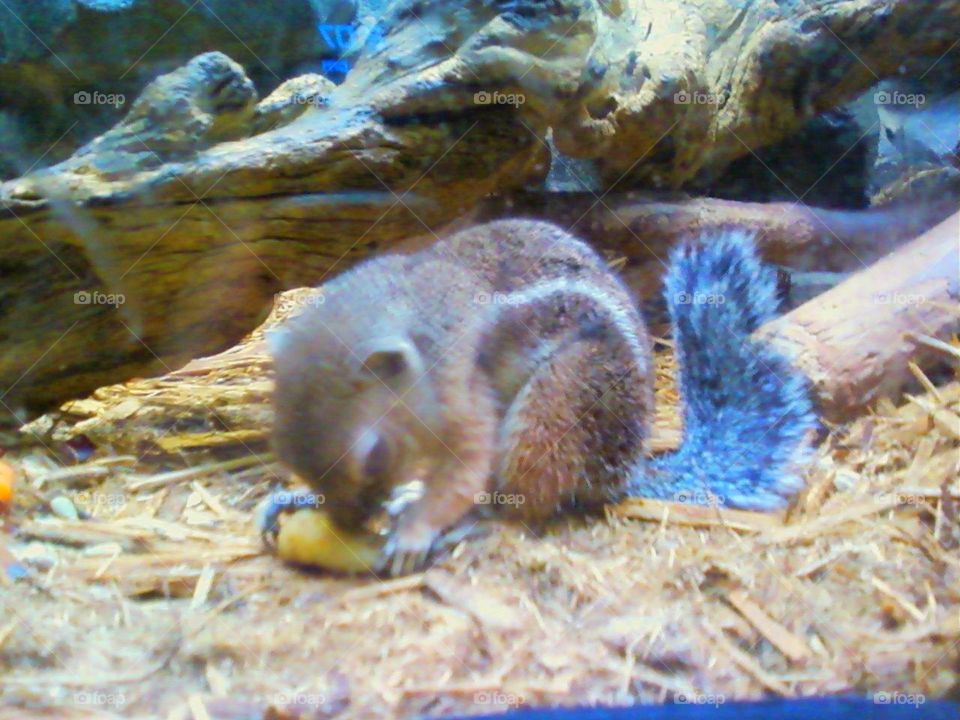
[271,219,654,566]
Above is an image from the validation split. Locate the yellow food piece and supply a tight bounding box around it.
[0,460,15,509]
[276,508,382,573]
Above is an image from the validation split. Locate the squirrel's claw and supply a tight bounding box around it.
[376,523,437,577]
[257,489,323,549]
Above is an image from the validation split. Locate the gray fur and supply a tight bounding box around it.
[636,230,817,510]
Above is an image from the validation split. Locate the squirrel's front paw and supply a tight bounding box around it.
[375,523,438,577]
[257,489,324,548]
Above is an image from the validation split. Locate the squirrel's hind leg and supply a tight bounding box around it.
[494,332,652,523]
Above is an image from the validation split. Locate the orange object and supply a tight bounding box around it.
[0,460,15,511]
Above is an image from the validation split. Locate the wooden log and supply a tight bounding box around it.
[1,0,959,423]
[0,53,545,424]
[556,0,960,186]
[757,211,960,423]
[480,192,959,301]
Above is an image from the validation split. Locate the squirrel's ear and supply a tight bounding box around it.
[355,335,423,384]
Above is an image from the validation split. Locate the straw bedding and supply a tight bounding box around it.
[1,290,957,719]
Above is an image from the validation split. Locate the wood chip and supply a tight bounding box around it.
[128,456,272,491]
[758,494,901,545]
[191,564,217,609]
[701,620,790,694]
[0,618,19,649]
[727,590,814,663]
[611,498,784,532]
[871,577,926,622]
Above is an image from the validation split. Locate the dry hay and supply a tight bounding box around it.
[0,290,958,720]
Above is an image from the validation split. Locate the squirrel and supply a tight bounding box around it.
[261,219,816,576]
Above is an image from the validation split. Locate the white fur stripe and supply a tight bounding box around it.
[497,277,650,377]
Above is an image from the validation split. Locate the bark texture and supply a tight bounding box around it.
[758,211,960,423]
[1,0,959,420]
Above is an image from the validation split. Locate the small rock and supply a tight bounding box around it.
[50,495,80,521]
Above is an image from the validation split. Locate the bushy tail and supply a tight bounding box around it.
[637,230,816,510]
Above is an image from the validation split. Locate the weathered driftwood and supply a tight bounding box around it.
[758,211,960,423]
[2,0,960,421]
[478,192,960,304]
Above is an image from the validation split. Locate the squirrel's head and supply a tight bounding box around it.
[270,323,439,528]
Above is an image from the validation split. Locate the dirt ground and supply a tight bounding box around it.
[0,295,957,719]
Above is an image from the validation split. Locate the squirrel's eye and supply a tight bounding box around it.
[355,336,422,387]
[362,349,408,381]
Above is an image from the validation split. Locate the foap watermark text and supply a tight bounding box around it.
[74,291,125,307]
